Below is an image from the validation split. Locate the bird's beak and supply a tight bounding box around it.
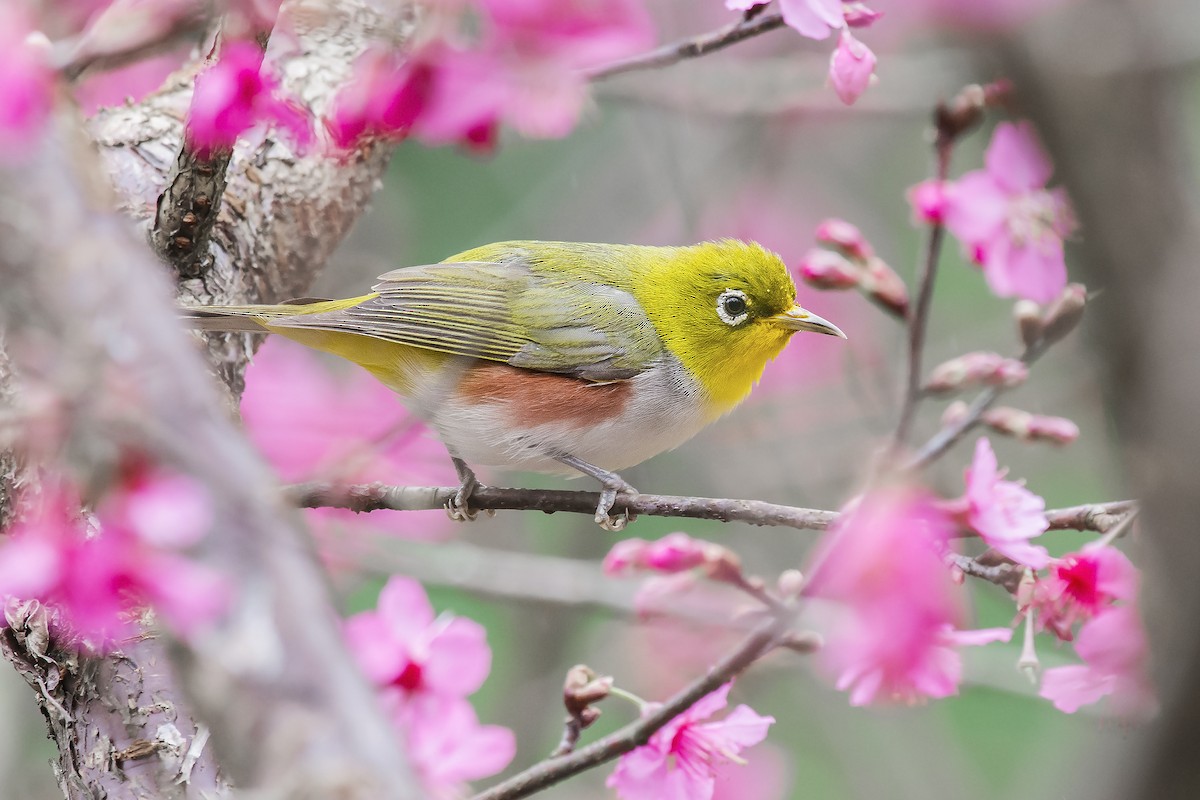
[771,305,847,338]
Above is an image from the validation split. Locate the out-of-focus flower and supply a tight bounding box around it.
[0,8,54,160]
[942,121,1076,303]
[1040,605,1154,715]
[814,218,872,260]
[799,248,861,290]
[711,742,792,800]
[1034,546,1138,640]
[805,486,1005,705]
[924,352,1028,394]
[959,437,1049,568]
[330,0,652,149]
[907,179,947,225]
[798,219,908,315]
[842,2,883,28]
[607,682,774,800]
[981,407,1080,446]
[1038,282,1088,346]
[241,338,455,540]
[399,694,516,798]
[185,41,311,157]
[344,576,491,699]
[828,30,876,105]
[603,532,741,582]
[725,0,844,40]
[0,476,226,646]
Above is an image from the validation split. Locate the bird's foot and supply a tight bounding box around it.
[445,457,490,522]
[552,453,639,531]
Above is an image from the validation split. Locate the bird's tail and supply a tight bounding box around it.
[179,297,361,333]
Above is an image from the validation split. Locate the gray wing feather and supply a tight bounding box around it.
[268,260,664,380]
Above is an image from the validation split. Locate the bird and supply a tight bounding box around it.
[182,239,845,529]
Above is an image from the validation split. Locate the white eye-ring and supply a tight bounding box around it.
[716,289,750,327]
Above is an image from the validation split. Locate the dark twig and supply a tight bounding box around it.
[288,481,1134,536]
[889,82,1015,455]
[470,617,786,800]
[287,482,839,530]
[586,11,787,81]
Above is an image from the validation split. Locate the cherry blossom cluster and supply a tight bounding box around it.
[343,576,515,796]
[725,0,881,105]
[0,461,228,647]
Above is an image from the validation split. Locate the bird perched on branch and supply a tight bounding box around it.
[183,239,845,529]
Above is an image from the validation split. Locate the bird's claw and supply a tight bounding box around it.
[445,467,486,522]
[594,482,638,531]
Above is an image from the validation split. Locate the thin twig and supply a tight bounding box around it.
[288,481,1135,536]
[469,617,786,800]
[586,11,787,81]
[287,482,839,530]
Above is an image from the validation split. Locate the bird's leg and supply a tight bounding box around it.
[446,456,485,521]
[553,453,639,531]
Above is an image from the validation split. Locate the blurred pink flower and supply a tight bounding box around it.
[981,407,1081,446]
[0,7,54,160]
[603,532,740,581]
[185,41,311,157]
[241,338,455,539]
[1040,605,1154,715]
[711,742,792,800]
[907,178,947,224]
[0,477,226,646]
[726,0,844,40]
[925,352,1028,394]
[330,0,652,149]
[942,121,1076,303]
[607,682,774,800]
[1034,546,1138,641]
[828,30,876,105]
[804,487,1009,705]
[960,437,1049,568]
[344,576,491,699]
[399,694,516,797]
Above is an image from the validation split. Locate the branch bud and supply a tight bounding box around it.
[1013,300,1043,350]
[814,218,873,261]
[777,569,805,598]
[798,248,861,290]
[942,400,970,428]
[860,256,909,317]
[563,664,612,721]
[925,352,1028,394]
[1039,283,1087,347]
[981,407,1080,445]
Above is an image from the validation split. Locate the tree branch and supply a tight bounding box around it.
[289,481,1134,536]
[586,10,786,81]
[470,617,787,800]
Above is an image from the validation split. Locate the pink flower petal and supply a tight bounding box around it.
[942,170,1009,244]
[424,617,492,696]
[377,576,436,637]
[828,30,876,105]
[779,0,845,39]
[985,121,1053,193]
[344,612,409,685]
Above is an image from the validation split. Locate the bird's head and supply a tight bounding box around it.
[636,239,845,414]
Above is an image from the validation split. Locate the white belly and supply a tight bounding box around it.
[418,356,714,475]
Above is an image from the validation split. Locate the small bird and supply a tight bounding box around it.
[183,240,845,528]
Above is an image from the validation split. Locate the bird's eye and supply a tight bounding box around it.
[716,289,749,326]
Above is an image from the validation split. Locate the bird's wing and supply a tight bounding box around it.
[267,260,664,381]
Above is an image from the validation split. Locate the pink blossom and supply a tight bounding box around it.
[1040,606,1154,715]
[607,683,774,800]
[711,743,792,800]
[603,532,740,580]
[399,694,516,797]
[981,407,1081,446]
[805,487,992,704]
[961,437,1049,568]
[326,47,437,149]
[0,7,54,160]
[828,30,876,106]
[798,248,861,290]
[814,218,873,260]
[907,179,947,225]
[1034,546,1138,640]
[241,338,455,540]
[185,41,311,157]
[942,121,1076,303]
[842,3,883,28]
[0,478,226,646]
[925,352,1028,394]
[344,576,491,699]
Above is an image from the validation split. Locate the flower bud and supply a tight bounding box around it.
[906,179,946,225]
[798,248,861,290]
[982,407,1080,445]
[861,256,909,317]
[925,352,1027,394]
[1013,300,1043,349]
[815,218,873,261]
[942,400,969,428]
[777,569,805,598]
[843,2,884,28]
[1040,283,1087,347]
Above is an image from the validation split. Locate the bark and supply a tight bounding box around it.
[0,0,422,797]
[1004,0,1200,795]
